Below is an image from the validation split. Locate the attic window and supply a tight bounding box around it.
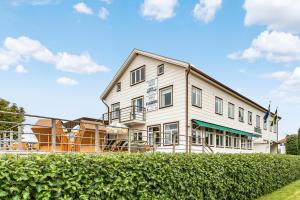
[116,82,121,92]
[157,64,164,76]
[131,66,145,86]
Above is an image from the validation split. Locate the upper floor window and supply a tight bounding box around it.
[192,86,202,108]
[215,97,223,115]
[239,107,244,122]
[132,96,144,113]
[256,115,260,128]
[228,103,234,119]
[111,103,120,120]
[157,64,164,76]
[159,86,173,108]
[248,111,252,125]
[131,66,145,85]
[116,82,121,92]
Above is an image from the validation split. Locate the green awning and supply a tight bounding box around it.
[192,119,259,137]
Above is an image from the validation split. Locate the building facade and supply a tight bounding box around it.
[100,49,279,153]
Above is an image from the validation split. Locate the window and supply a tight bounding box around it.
[111,103,120,119]
[157,64,164,76]
[192,123,202,145]
[159,86,173,108]
[239,107,244,122]
[215,97,223,115]
[131,66,145,85]
[241,136,247,149]
[164,122,178,145]
[256,115,260,128]
[263,121,267,130]
[216,130,224,147]
[248,111,252,125]
[192,86,202,108]
[132,96,144,113]
[247,138,252,149]
[233,135,240,148]
[205,128,214,146]
[116,82,121,92]
[148,125,161,146]
[225,132,232,148]
[228,103,235,119]
[133,132,143,141]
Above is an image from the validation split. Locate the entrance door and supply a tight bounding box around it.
[148,125,161,146]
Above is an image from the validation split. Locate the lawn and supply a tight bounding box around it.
[257,180,300,200]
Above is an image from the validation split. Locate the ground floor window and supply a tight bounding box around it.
[225,133,232,148]
[148,125,161,146]
[233,135,240,148]
[205,128,214,146]
[247,138,252,149]
[192,123,202,145]
[164,122,179,145]
[133,132,143,141]
[241,136,247,149]
[216,130,224,147]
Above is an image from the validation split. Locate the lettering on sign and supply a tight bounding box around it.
[146,78,158,112]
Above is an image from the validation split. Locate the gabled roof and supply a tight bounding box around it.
[100,49,278,116]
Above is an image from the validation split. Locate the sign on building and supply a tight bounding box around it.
[146,78,158,112]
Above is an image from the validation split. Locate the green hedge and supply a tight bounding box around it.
[0,153,300,200]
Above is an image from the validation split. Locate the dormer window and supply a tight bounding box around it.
[131,66,145,86]
[157,64,164,76]
[116,82,121,92]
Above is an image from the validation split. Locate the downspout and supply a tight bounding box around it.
[186,65,191,153]
[101,98,109,124]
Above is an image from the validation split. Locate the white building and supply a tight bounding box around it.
[100,49,279,153]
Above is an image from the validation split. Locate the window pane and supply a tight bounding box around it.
[131,71,135,84]
[136,69,140,82]
[160,87,172,107]
[141,67,145,81]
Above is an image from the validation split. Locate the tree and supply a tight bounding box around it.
[0,98,25,131]
[298,128,300,155]
[286,134,298,155]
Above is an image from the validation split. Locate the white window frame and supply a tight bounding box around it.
[192,86,202,108]
[132,96,144,113]
[215,97,223,115]
[248,111,252,125]
[256,115,260,128]
[159,86,173,108]
[133,132,143,141]
[164,122,178,145]
[111,103,120,120]
[216,130,224,147]
[157,64,164,76]
[228,103,234,119]
[205,128,214,146]
[239,107,244,122]
[192,124,202,145]
[225,133,232,148]
[148,125,161,146]
[130,66,145,85]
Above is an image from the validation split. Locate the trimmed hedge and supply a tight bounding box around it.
[0,153,300,200]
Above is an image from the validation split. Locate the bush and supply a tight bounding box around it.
[0,153,300,200]
[286,134,298,155]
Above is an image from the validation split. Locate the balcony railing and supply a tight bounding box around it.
[103,106,146,124]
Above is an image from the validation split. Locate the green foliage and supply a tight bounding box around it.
[286,134,298,155]
[0,98,25,131]
[0,154,300,200]
[298,128,300,155]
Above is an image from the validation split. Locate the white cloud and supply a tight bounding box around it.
[73,2,93,15]
[141,0,178,21]
[244,0,300,33]
[11,0,61,6]
[98,7,109,20]
[261,71,292,81]
[100,0,112,4]
[56,77,78,86]
[228,31,300,62]
[271,67,300,103]
[15,65,28,73]
[0,36,109,74]
[193,0,222,23]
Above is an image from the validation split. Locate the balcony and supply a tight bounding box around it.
[103,106,146,126]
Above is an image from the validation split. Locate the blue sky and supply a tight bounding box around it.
[1,0,300,138]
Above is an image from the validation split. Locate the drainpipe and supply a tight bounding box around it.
[101,98,109,124]
[186,65,191,153]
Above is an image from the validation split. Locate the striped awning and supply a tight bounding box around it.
[192,119,260,137]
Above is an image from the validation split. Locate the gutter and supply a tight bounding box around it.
[185,65,191,153]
